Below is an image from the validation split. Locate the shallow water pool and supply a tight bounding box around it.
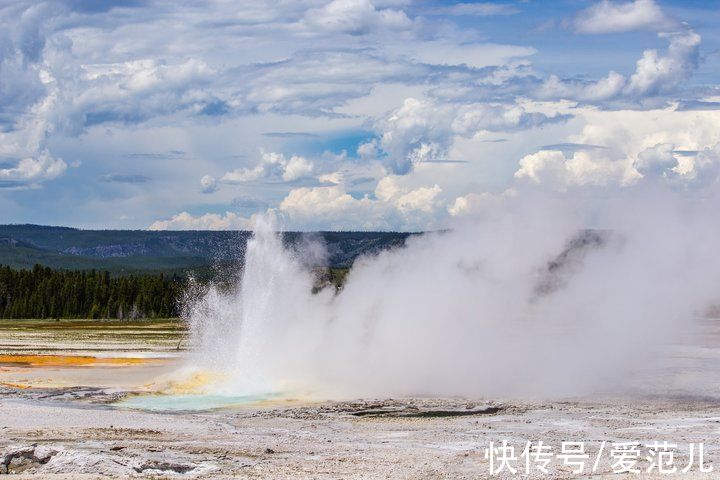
[116,392,282,412]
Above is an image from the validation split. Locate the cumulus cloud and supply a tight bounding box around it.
[369,98,453,174]
[1,1,491,135]
[318,172,344,185]
[515,140,720,192]
[1,0,718,228]
[395,184,442,214]
[635,143,720,187]
[302,0,414,36]
[220,150,315,184]
[0,2,62,126]
[148,211,253,231]
[0,92,67,188]
[538,71,626,102]
[371,97,570,174]
[282,155,315,182]
[200,174,218,193]
[515,149,632,189]
[513,108,720,191]
[6,2,221,136]
[452,103,571,135]
[624,30,701,97]
[448,192,505,217]
[0,151,67,188]
[258,104,720,227]
[63,58,215,133]
[687,145,720,186]
[633,143,678,179]
[0,3,71,188]
[280,185,370,220]
[276,176,445,230]
[574,0,677,34]
[537,30,701,105]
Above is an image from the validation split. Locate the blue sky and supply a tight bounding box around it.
[1,0,719,230]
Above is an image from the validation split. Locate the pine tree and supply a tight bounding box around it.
[0,265,182,319]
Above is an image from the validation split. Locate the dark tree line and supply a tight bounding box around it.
[0,264,182,319]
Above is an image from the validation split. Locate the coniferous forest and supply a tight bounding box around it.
[0,264,182,319]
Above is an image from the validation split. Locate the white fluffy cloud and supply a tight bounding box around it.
[2,0,718,229]
[448,192,506,217]
[515,149,633,189]
[280,185,370,219]
[371,97,569,174]
[514,107,720,191]
[633,143,678,179]
[220,151,315,184]
[282,155,315,182]
[0,2,60,124]
[538,71,626,102]
[276,176,445,230]
[537,30,701,104]
[396,184,442,214]
[515,140,720,191]
[302,0,414,35]
[574,0,676,34]
[0,89,67,188]
[60,58,215,134]
[634,143,720,186]
[200,175,218,194]
[148,101,719,232]
[624,30,700,97]
[148,211,253,231]
[0,3,70,188]
[0,151,67,188]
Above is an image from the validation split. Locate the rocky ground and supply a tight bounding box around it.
[2,319,720,478]
[0,388,720,479]
[2,389,720,478]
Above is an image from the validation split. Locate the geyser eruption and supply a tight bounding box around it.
[186,215,323,394]
[186,192,720,399]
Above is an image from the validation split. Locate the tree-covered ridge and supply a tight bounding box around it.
[0,264,181,319]
[0,224,412,274]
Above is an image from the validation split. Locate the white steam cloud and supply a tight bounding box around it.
[185,187,720,399]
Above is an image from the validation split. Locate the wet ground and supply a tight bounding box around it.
[1,319,720,478]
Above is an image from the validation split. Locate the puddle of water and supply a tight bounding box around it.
[116,392,282,412]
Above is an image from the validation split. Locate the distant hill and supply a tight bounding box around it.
[0,225,412,275]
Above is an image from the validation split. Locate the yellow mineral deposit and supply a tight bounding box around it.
[0,354,162,367]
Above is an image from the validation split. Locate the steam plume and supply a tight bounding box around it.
[186,188,720,399]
